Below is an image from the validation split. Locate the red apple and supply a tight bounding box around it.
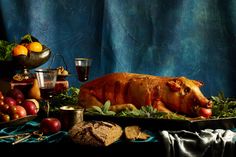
[40,118,61,135]
[25,99,40,112]
[21,100,38,115]
[15,105,27,118]
[198,107,212,118]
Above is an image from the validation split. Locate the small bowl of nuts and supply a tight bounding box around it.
[56,66,70,81]
[48,54,70,81]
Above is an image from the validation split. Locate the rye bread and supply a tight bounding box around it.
[68,121,123,146]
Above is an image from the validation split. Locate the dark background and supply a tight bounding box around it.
[0,0,235,97]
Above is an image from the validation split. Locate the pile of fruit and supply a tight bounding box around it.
[0,88,39,122]
[0,34,44,61]
[12,34,43,57]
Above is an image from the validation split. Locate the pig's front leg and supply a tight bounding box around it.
[78,90,103,108]
[152,100,205,120]
[152,100,172,113]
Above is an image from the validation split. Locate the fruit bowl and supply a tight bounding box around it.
[12,45,51,70]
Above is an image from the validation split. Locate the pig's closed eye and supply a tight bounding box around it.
[184,87,191,94]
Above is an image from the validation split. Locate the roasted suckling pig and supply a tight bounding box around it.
[78,72,212,118]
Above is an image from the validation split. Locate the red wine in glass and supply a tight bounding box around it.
[75,58,92,82]
[40,88,55,100]
[76,65,90,82]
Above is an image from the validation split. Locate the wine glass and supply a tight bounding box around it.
[74,58,92,83]
[35,68,57,117]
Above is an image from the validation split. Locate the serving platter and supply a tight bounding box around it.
[84,114,236,131]
[0,115,37,129]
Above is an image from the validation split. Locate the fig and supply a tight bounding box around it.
[7,88,25,104]
[4,97,17,106]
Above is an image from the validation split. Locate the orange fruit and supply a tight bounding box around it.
[12,45,28,56]
[27,42,43,52]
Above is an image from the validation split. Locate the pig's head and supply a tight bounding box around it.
[163,77,212,118]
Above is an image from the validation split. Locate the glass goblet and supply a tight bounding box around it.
[35,68,57,117]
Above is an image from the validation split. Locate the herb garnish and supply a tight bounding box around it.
[85,101,187,120]
[0,40,16,61]
[211,92,236,118]
[49,87,80,112]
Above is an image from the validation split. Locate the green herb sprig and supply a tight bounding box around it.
[211,92,236,118]
[0,40,16,61]
[85,102,187,120]
[85,100,116,116]
[49,87,80,112]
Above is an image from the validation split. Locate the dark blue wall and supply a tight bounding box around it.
[0,0,235,97]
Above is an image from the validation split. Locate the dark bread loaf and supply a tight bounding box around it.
[68,121,123,146]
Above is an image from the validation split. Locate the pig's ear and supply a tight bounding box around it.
[192,80,204,87]
[167,80,181,91]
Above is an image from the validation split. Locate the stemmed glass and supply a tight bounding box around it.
[74,58,92,83]
[35,69,57,117]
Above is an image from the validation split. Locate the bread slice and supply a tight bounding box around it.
[124,125,150,140]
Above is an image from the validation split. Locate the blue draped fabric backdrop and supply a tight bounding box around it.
[0,0,235,97]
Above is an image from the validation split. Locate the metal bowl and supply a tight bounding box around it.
[12,45,51,69]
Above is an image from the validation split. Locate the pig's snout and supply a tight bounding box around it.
[194,97,212,109]
[193,98,212,118]
[206,100,213,108]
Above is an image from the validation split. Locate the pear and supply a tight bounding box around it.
[28,79,41,100]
